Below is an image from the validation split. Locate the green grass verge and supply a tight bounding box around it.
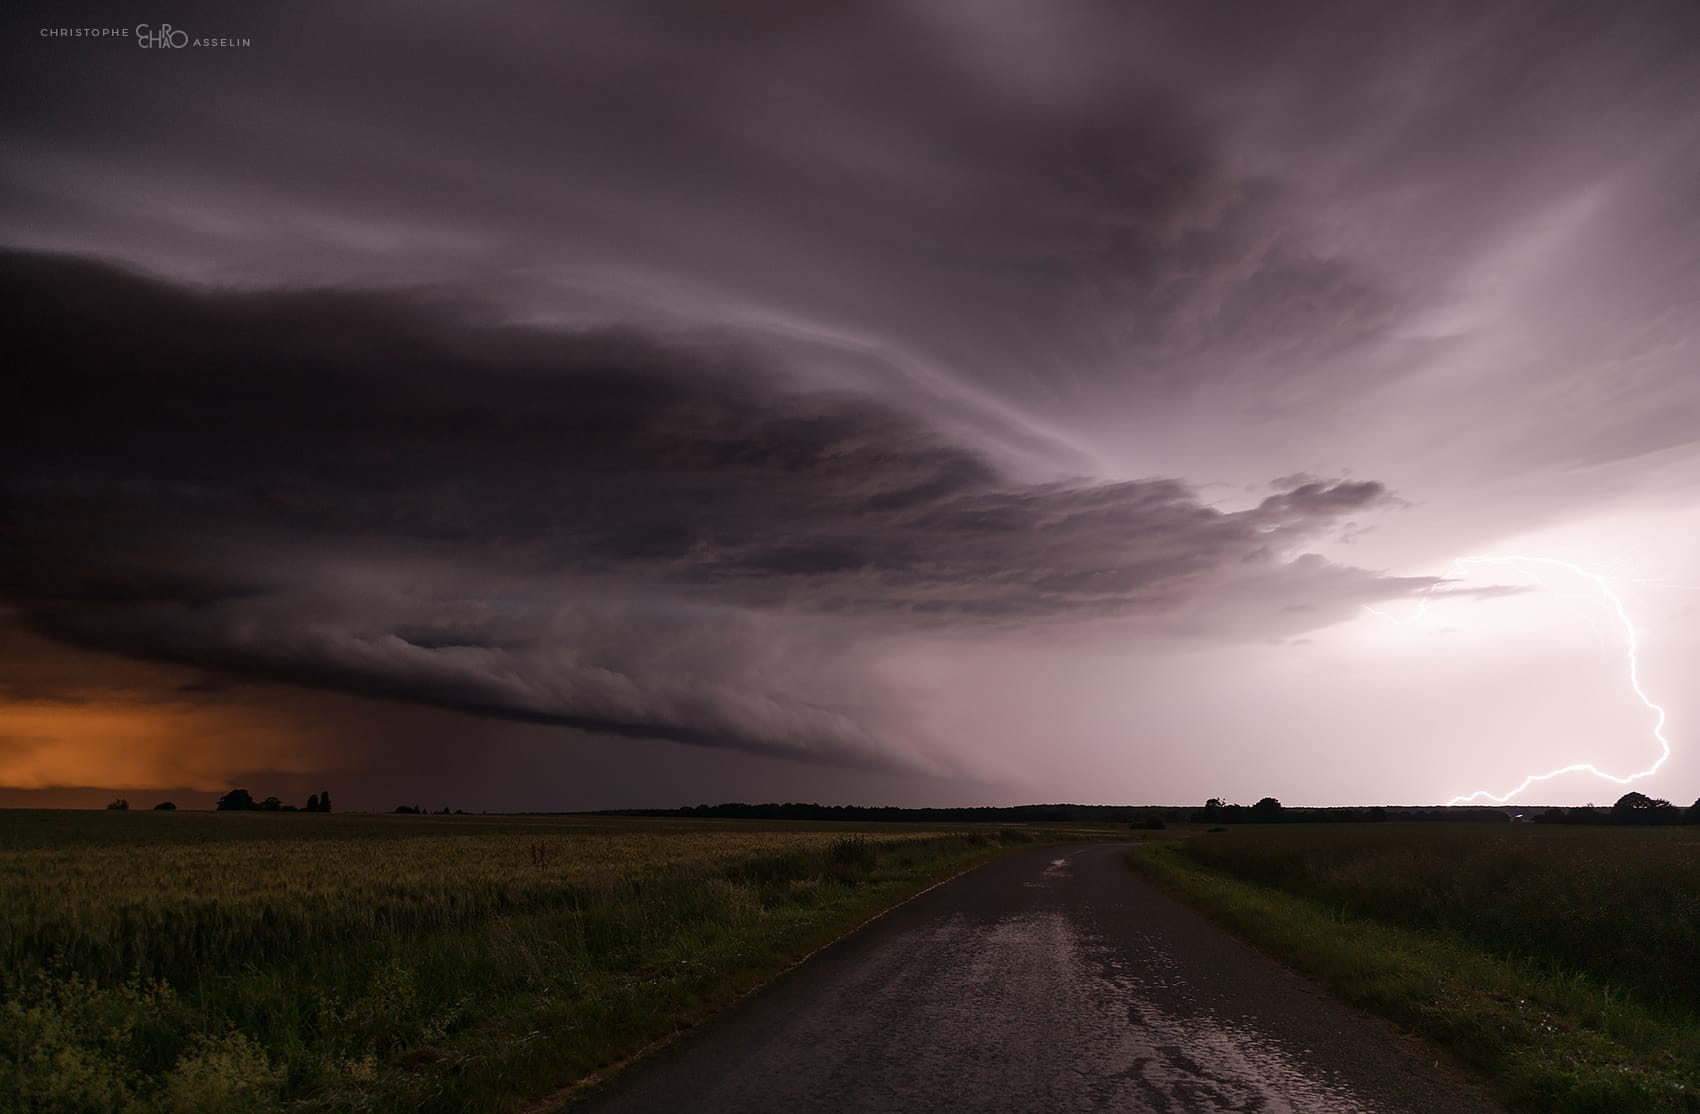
[1129,842,1700,1113]
[1,820,1060,1113]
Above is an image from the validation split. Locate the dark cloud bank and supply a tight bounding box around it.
[2,252,1426,774]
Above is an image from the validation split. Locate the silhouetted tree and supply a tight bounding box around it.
[1612,791,1678,825]
[1687,797,1700,825]
[106,798,129,811]
[1614,791,1654,815]
[259,796,283,812]
[317,790,332,813]
[216,788,257,811]
[307,793,320,812]
[1250,796,1284,822]
[152,801,176,811]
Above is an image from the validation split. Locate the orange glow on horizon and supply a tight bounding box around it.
[0,702,303,791]
[0,624,350,793]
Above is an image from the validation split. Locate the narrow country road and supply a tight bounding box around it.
[571,843,1501,1113]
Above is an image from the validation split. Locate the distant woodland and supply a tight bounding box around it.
[602,800,1507,824]
[603,793,1700,826]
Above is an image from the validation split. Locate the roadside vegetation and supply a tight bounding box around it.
[0,810,1063,1113]
[1130,823,1700,1113]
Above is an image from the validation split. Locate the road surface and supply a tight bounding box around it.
[571,843,1501,1113]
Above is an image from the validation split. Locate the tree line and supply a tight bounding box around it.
[215,789,333,812]
[105,789,1698,821]
[1534,792,1700,826]
[104,790,334,812]
[598,800,1528,824]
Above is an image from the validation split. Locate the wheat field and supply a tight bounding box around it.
[0,811,1037,1113]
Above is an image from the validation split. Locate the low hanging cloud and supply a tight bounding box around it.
[3,251,1427,771]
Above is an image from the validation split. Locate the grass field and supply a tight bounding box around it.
[1131,823,1700,1113]
[0,810,1070,1113]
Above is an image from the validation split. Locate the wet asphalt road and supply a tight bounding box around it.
[571,843,1502,1113]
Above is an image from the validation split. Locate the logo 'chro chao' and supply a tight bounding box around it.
[135,23,188,48]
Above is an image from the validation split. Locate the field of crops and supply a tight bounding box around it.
[1182,822,1700,1014]
[0,811,1041,1113]
[1135,822,1700,1112]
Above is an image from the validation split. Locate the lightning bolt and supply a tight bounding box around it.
[1366,555,1673,806]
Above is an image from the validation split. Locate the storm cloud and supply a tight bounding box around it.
[5,252,1415,772]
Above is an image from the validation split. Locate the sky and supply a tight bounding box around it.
[3,1,1698,811]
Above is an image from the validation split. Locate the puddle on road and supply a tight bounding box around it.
[1024,855,1077,888]
[960,911,1376,1113]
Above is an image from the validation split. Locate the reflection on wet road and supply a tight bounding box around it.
[574,844,1500,1113]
